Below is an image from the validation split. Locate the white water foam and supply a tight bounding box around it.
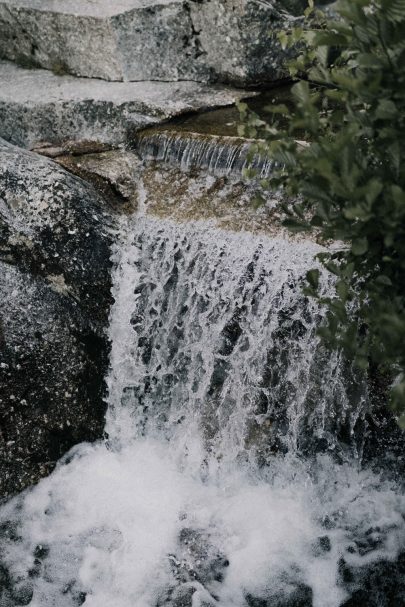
[0,216,404,607]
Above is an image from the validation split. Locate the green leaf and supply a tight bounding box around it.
[391,381,405,414]
[241,0,405,425]
[356,53,384,69]
[278,31,289,50]
[251,194,265,209]
[375,99,398,119]
[342,262,355,278]
[314,32,349,47]
[391,185,405,206]
[365,179,383,205]
[352,238,368,256]
[306,269,320,289]
[292,81,311,104]
[265,104,289,115]
[325,262,342,277]
[381,0,405,23]
[355,355,369,370]
[375,275,393,286]
[343,205,372,221]
[336,279,349,301]
[310,215,324,226]
[398,412,405,430]
[283,218,310,231]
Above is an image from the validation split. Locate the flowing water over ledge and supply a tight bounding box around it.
[134,131,275,179]
[0,214,404,607]
[131,85,297,180]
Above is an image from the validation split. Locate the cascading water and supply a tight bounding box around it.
[0,213,404,607]
[134,131,275,178]
[106,216,366,461]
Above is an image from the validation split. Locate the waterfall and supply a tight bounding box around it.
[0,214,404,607]
[134,131,275,178]
[106,215,366,460]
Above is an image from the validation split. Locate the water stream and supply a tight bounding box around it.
[0,213,404,607]
[134,132,275,178]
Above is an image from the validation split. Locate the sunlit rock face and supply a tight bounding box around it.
[0,139,114,497]
[0,0,306,85]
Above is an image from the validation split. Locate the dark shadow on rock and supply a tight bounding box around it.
[0,138,116,497]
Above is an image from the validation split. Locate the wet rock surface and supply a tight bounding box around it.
[52,150,143,212]
[160,528,230,607]
[159,529,405,607]
[245,584,313,607]
[127,162,290,237]
[339,551,405,607]
[0,139,115,497]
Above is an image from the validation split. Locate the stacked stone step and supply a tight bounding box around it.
[0,0,305,148]
[0,0,210,82]
[0,60,250,148]
[0,0,306,84]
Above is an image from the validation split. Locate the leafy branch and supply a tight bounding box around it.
[239,0,405,425]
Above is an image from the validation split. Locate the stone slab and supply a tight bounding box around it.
[0,0,209,82]
[0,0,179,17]
[0,61,253,148]
[0,0,307,84]
[190,0,305,86]
[55,150,142,211]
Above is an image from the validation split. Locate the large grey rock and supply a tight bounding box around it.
[190,0,306,86]
[0,0,209,82]
[0,139,114,497]
[0,60,251,148]
[0,0,306,85]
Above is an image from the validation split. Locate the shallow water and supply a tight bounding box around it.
[0,215,404,607]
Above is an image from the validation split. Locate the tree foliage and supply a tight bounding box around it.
[239,0,405,425]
